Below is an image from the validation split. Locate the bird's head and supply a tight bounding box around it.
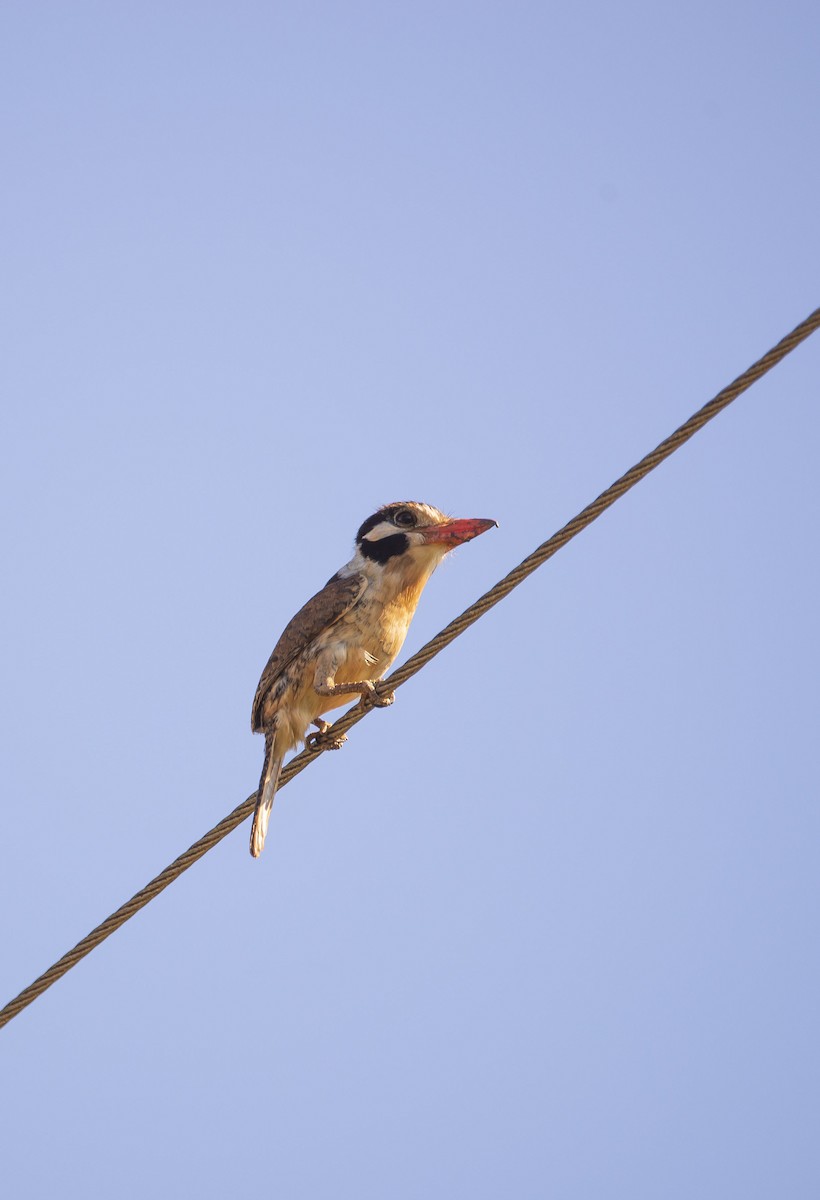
[354,502,497,575]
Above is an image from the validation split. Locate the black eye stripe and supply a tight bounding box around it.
[356,510,388,542]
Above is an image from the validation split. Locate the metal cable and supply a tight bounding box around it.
[2,305,818,1031]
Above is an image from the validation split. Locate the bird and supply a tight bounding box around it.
[249,501,497,857]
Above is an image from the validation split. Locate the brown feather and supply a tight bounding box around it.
[251,572,367,731]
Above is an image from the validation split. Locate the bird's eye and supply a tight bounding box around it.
[394,509,416,528]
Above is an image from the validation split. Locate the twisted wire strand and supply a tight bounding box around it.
[2,306,818,1031]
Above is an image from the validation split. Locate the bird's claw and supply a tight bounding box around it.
[306,728,348,752]
[360,682,395,709]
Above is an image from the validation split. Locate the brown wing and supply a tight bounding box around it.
[251,571,367,730]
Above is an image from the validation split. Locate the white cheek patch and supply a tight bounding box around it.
[363,520,399,542]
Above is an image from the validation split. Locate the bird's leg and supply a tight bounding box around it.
[313,663,395,712]
[319,678,395,709]
[305,718,348,752]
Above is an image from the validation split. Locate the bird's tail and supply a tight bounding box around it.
[250,727,284,859]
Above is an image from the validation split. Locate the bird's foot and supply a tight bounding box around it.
[306,721,348,752]
[359,681,395,709]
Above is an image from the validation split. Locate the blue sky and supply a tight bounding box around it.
[2,3,819,1196]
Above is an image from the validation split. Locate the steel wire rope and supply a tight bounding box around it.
[2,305,818,1031]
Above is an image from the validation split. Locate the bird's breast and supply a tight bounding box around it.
[354,583,424,667]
